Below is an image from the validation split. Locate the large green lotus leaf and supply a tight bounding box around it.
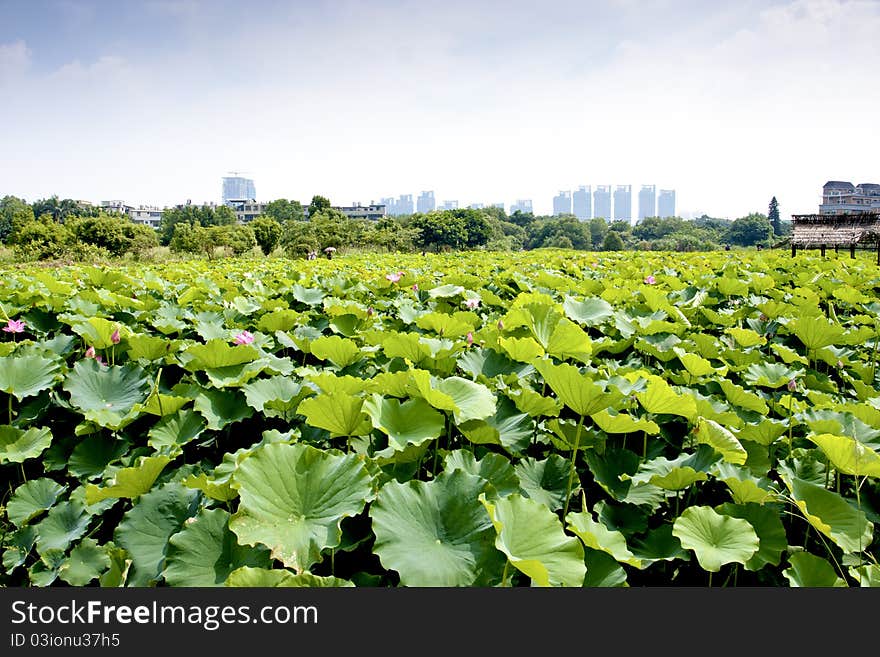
[725,327,766,348]
[381,332,433,364]
[183,473,237,502]
[808,434,880,477]
[545,318,592,363]
[85,455,172,505]
[58,538,111,586]
[591,409,660,435]
[743,362,799,389]
[68,433,130,479]
[299,391,371,437]
[630,524,690,565]
[498,336,545,362]
[458,396,532,454]
[779,468,874,553]
[515,454,570,511]
[783,552,847,587]
[693,418,748,465]
[225,566,353,587]
[306,372,368,395]
[164,508,271,586]
[3,526,37,572]
[427,283,466,299]
[148,409,207,456]
[736,419,788,446]
[289,284,325,307]
[566,507,643,568]
[443,450,520,498]
[534,360,617,417]
[415,312,472,339]
[712,462,776,505]
[636,375,697,421]
[715,502,787,571]
[257,308,301,333]
[508,388,561,418]
[582,548,629,587]
[457,348,533,381]
[771,343,809,365]
[0,425,52,464]
[241,375,308,418]
[717,379,769,415]
[583,448,640,502]
[364,371,412,398]
[674,348,725,378]
[29,549,65,586]
[63,360,149,428]
[805,410,880,448]
[193,387,254,430]
[7,478,66,526]
[72,317,128,350]
[788,315,846,351]
[434,377,496,424]
[849,564,880,587]
[126,334,179,362]
[672,506,759,572]
[115,482,201,587]
[180,339,261,370]
[370,470,504,586]
[0,354,61,400]
[480,493,585,587]
[135,393,190,417]
[34,500,91,554]
[563,296,614,327]
[622,455,708,491]
[362,394,444,453]
[230,443,375,572]
[309,335,363,369]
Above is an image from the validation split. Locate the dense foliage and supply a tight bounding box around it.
[1,249,878,587]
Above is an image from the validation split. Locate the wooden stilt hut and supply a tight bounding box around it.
[790,211,880,263]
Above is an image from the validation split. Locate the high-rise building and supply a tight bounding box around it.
[397,194,414,215]
[222,176,256,203]
[572,186,592,221]
[613,185,632,223]
[417,190,436,213]
[380,196,397,215]
[593,186,611,222]
[439,200,459,210]
[638,185,656,220]
[553,190,572,216]
[510,199,533,215]
[657,189,676,218]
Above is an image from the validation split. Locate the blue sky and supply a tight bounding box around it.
[2,0,878,219]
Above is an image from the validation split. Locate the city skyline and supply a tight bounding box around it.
[2,1,877,220]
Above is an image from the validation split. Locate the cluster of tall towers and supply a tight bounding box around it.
[554,185,676,222]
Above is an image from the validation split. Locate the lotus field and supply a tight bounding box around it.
[1,249,880,587]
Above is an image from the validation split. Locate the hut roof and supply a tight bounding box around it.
[790,212,880,247]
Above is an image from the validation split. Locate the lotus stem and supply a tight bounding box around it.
[562,414,585,519]
[501,561,510,588]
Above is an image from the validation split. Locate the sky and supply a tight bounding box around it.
[1,0,878,221]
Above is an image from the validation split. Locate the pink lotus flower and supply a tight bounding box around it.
[466,331,474,346]
[366,307,374,316]
[497,319,504,330]
[386,271,404,283]
[111,328,121,344]
[412,284,419,291]
[2,319,25,333]
[787,379,797,392]
[85,346,96,359]
[464,298,481,310]
[233,331,255,345]
[644,275,656,285]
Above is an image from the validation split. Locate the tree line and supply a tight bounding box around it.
[0,193,790,262]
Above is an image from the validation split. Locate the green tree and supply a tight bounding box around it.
[213,205,237,226]
[726,213,772,247]
[0,195,35,243]
[588,218,608,247]
[409,211,468,251]
[12,221,73,260]
[602,231,624,251]
[525,215,591,250]
[250,216,283,255]
[307,195,331,217]
[263,199,304,223]
[769,197,781,236]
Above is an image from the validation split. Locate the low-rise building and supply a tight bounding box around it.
[820,181,880,214]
